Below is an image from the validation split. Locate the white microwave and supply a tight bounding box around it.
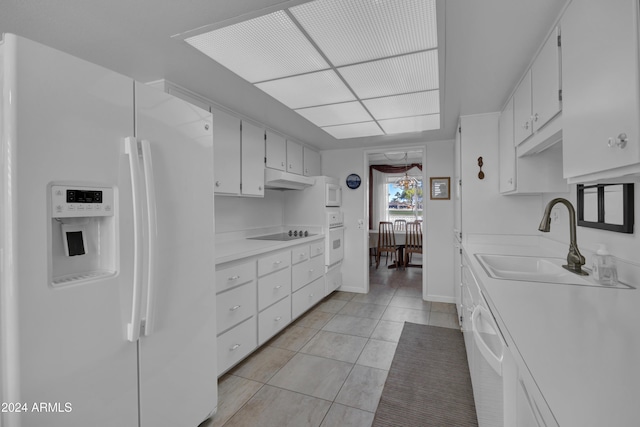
[325,182,342,207]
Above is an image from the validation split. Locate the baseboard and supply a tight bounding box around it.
[336,285,367,294]
[426,295,455,304]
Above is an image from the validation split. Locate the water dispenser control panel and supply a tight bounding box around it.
[51,185,114,218]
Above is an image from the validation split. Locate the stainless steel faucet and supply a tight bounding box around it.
[538,198,588,276]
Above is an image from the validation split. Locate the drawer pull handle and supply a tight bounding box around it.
[274,316,282,322]
[300,253,306,258]
[275,285,282,290]
[309,269,314,273]
[229,305,241,311]
[230,344,241,351]
[228,275,240,281]
[309,293,314,298]
[273,260,282,265]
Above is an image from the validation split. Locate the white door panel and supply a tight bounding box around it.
[134,82,217,427]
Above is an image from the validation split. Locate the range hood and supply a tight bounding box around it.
[264,168,315,190]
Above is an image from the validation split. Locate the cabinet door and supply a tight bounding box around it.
[499,98,517,193]
[265,130,286,170]
[212,107,241,194]
[513,70,533,145]
[241,121,265,196]
[303,147,321,176]
[531,27,561,132]
[286,140,304,175]
[562,0,640,178]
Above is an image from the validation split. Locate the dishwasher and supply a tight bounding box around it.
[462,255,515,427]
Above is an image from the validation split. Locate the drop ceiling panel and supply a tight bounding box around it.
[255,70,355,109]
[338,50,439,99]
[290,0,437,66]
[378,114,440,134]
[322,121,384,139]
[184,10,328,83]
[364,90,439,120]
[295,101,372,127]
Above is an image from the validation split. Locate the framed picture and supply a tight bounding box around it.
[430,177,450,200]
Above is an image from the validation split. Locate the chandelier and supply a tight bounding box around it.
[395,153,418,190]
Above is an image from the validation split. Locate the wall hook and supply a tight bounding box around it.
[477,157,485,179]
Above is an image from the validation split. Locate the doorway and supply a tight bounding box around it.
[364,147,426,299]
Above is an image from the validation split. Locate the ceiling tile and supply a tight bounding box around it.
[338,50,439,99]
[364,90,439,120]
[378,114,440,134]
[255,70,355,109]
[290,0,437,66]
[295,101,372,127]
[184,10,328,83]
[322,121,384,139]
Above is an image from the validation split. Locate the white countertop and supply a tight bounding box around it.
[215,233,325,265]
[463,238,640,427]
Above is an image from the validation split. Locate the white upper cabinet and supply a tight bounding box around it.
[265,130,286,171]
[500,97,567,195]
[499,98,517,193]
[212,107,241,195]
[303,146,321,176]
[513,70,533,145]
[241,121,265,197]
[514,27,562,147]
[286,140,304,175]
[562,0,640,182]
[531,27,562,133]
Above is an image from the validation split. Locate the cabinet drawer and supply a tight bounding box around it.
[258,250,291,277]
[258,267,291,311]
[292,255,324,292]
[291,245,309,265]
[217,318,257,375]
[292,276,325,319]
[217,281,256,334]
[216,260,255,293]
[310,240,324,258]
[258,296,291,345]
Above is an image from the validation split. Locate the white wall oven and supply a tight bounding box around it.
[326,212,344,267]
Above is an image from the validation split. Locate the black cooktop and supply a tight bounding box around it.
[248,232,316,241]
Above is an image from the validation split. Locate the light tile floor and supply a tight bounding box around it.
[201,261,459,427]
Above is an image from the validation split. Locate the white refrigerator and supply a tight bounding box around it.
[0,34,217,427]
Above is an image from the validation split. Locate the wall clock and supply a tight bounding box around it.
[346,173,361,189]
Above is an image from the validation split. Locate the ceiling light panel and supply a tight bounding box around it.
[378,114,440,134]
[364,90,439,120]
[184,11,328,83]
[295,101,372,127]
[338,50,439,99]
[322,121,384,139]
[255,70,355,109]
[290,0,437,66]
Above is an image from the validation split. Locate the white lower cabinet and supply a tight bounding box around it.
[292,276,325,319]
[217,318,257,375]
[216,239,330,375]
[292,255,324,292]
[216,281,256,334]
[258,296,291,345]
[515,367,558,427]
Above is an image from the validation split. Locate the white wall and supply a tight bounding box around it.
[321,148,367,294]
[322,141,456,302]
[214,190,285,233]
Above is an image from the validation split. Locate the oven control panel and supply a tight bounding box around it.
[51,185,114,218]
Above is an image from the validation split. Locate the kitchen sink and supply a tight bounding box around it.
[474,254,633,289]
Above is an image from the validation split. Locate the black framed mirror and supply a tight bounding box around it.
[577,183,634,233]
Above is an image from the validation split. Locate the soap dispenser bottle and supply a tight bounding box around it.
[592,244,618,285]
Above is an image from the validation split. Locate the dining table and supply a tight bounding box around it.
[369,229,407,269]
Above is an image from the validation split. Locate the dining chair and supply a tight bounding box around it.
[394,219,407,231]
[376,221,397,268]
[404,222,423,268]
[369,233,378,266]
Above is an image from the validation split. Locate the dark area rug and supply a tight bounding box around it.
[373,323,478,427]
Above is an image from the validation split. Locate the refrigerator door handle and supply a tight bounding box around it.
[141,139,157,336]
[125,137,144,342]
